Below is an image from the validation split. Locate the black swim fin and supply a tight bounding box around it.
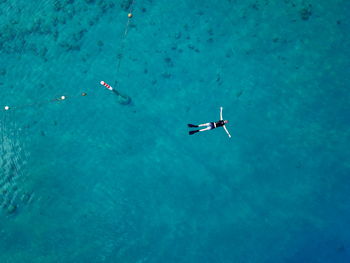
[187,124,198,128]
[189,130,199,135]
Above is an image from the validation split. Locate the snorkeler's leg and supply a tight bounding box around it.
[188,122,211,128]
[198,123,211,127]
[199,126,211,132]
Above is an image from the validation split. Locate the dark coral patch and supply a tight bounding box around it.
[300,5,312,20]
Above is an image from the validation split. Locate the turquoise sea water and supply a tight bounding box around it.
[0,0,349,262]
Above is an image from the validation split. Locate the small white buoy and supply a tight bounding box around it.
[61,96,66,100]
[4,106,9,111]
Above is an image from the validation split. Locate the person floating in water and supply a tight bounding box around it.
[188,107,231,138]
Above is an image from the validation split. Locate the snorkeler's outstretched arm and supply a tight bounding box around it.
[220,107,231,138]
[223,125,231,138]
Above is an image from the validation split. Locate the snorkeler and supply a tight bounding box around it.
[188,107,231,138]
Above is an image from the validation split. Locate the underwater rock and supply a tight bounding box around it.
[97,40,103,47]
[164,57,174,67]
[59,41,81,51]
[21,192,32,203]
[39,47,48,58]
[175,32,182,39]
[72,29,88,42]
[121,0,133,11]
[188,44,195,50]
[53,2,62,11]
[236,90,243,98]
[300,5,312,20]
[161,72,172,79]
[1,25,16,42]
[51,16,59,27]
[30,18,43,34]
[53,30,59,41]
[99,2,109,12]
[6,204,17,214]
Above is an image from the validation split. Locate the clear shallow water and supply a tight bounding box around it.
[0,0,349,262]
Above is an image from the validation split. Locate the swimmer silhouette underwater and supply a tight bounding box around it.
[188,107,231,138]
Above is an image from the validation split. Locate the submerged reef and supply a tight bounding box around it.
[0,0,134,105]
[0,0,120,58]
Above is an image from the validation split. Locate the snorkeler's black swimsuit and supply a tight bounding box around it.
[210,120,225,129]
